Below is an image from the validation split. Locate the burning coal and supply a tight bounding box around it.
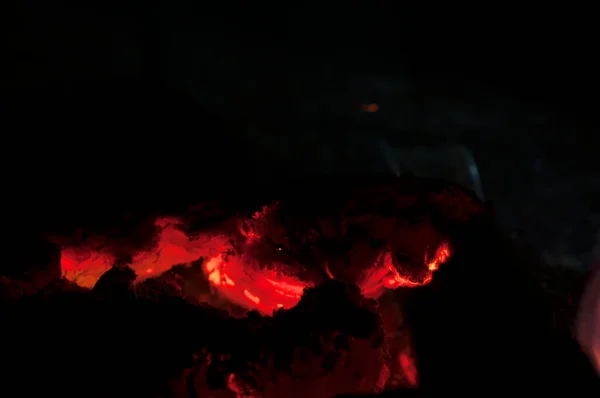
[3,176,596,396]
[4,177,496,396]
[57,207,452,316]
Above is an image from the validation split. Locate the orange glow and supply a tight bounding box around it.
[358,243,451,299]
[361,103,380,113]
[60,217,228,288]
[204,255,235,287]
[426,242,451,271]
[60,248,114,288]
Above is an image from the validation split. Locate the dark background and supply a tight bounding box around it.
[2,2,599,270]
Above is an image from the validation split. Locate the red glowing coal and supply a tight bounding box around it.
[59,211,451,315]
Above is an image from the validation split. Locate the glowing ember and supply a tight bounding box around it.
[227,373,249,397]
[60,218,228,288]
[426,242,451,271]
[59,212,451,315]
[399,352,418,387]
[203,254,312,315]
[358,242,452,299]
[239,204,275,242]
[60,248,114,288]
[59,214,311,314]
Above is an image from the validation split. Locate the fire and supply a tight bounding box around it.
[200,240,451,315]
[202,254,312,315]
[243,289,260,305]
[60,218,228,288]
[59,213,451,315]
[426,242,451,271]
[55,212,453,395]
[60,248,114,289]
[359,242,452,299]
[200,203,313,314]
[58,215,311,315]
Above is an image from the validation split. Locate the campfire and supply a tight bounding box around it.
[1,175,496,397]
